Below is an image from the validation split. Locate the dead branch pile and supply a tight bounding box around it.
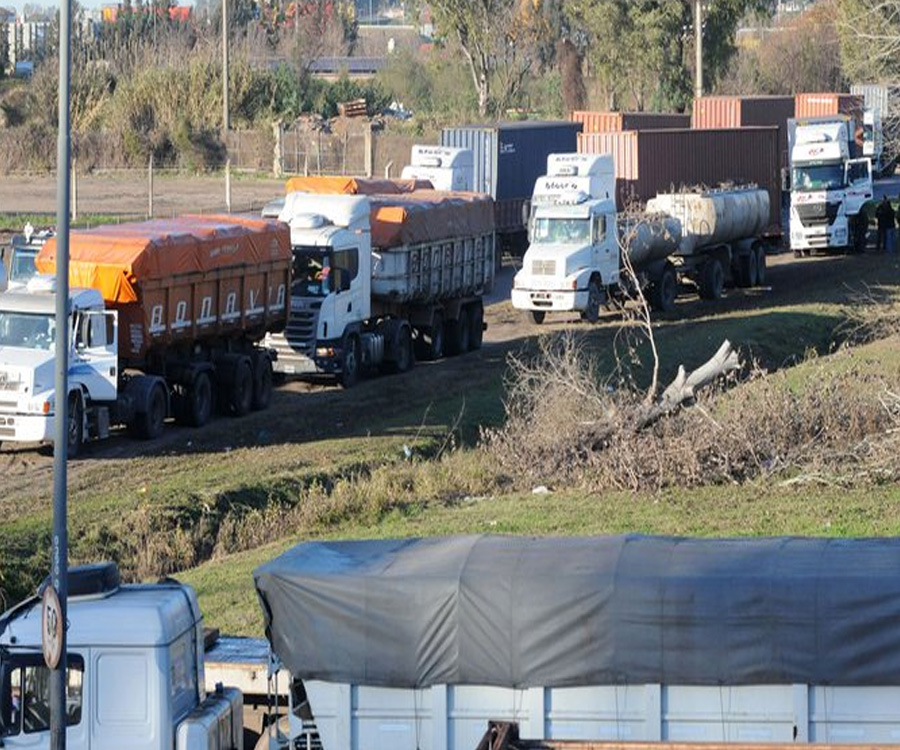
[482,334,900,492]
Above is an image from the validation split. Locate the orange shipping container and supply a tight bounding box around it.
[795,93,864,121]
[572,111,690,133]
[37,216,292,363]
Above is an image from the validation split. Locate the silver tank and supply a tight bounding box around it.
[646,187,770,255]
[618,214,681,268]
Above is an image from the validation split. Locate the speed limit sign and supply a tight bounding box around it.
[42,585,63,670]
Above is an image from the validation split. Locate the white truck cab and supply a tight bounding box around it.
[400,146,473,191]
[789,119,873,254]
[511,154,617,323]
[0,280,117,451]
[1,228,54,292]
[0,563,242,750]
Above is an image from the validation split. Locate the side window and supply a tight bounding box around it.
[1,655,84,738]
[332,248,359,291]
[593,215,608,244]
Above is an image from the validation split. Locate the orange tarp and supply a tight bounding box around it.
[284,176,432,195]
[36,215,291,305]
[368,191,495,248]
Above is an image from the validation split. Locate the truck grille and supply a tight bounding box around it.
[795,202,839,227]
[532,259,556,276]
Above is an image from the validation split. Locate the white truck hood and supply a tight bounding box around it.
[0,346,55,395]
[518,243,593,283]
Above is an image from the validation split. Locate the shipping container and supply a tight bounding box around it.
[692,95,794,167]
[572,111,690,133]
[795,92,864,121]
[578,127,782,234]
[441,121,581,248]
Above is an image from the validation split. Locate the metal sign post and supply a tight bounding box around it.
[50,0,72,743]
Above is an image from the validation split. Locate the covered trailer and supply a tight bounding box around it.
[254,534,900,750]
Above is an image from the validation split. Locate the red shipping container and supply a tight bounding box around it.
[692,96,794,167]
[572,111,690,133]
[578,127,781,235]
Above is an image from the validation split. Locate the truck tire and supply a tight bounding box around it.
[580,279,603,324]
[735,252,756,288]
[699,258,725,300]
[649,266,677,312]
[754,247,767,286]
[384,325,414,373]
[67,393,83,458]
[340,335,361,388]
[446,312,471,356]
[226,360,254,417]
[251,355,273,411]
[414,315,444,361]
[468,303,485,350]
[186,371,214,426]
[135,383,166,440]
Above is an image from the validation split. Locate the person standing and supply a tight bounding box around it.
[876,196,895,252]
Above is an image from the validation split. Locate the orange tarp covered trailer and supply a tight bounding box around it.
[284,176,433,195]
[367,191,495,249]
[37,215,292,363]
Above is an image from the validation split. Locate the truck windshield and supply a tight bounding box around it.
[532,218,590,245]
[9,249,37,284]
[0,312,56,350]
[792,164,845,192]
[291,247,332,298]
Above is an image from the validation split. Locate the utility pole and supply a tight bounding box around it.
[694,0,703,99]
[50,0,72,742]
[222,0,229,131]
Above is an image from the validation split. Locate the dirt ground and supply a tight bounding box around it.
[0,172,286,218]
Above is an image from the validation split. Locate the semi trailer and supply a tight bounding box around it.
[0,216,291,455]
[511,154,770,323]
[265,190,495,386]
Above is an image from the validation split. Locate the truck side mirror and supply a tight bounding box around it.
[781,168,791,192]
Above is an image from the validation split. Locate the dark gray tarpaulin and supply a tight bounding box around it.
[253,535,900,689]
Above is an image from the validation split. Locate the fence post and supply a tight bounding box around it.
[316,132,321,174]
[225,157,232,213]
[273,120,283,178]
[365,125,373,178]
[148,153,154,218]
[341,130,348,175]
[71,156,78,222]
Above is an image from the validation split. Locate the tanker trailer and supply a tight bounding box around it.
[647,185,771,300]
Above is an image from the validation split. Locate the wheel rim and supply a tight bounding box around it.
[67,398,81,452]
[150,388,166,433]
[712,263,724,299]
[748,252,759,287]
[586,282,601,322]
[431,318,444,359]
[237,365,253,414]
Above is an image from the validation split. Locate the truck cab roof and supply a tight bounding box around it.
[0,581,202,650]
[0,285,104,314]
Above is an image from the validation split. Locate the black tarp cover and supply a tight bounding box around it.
[252,534,900,689]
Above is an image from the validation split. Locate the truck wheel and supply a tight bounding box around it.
[136,384,166,440]
[529,310,546,325]
[227,360,254,416]
[699,258,725,300]
[385,325,414,373]
[67,393,83,458]
[340,336,361,388]
[650,266,677,312]
[580,279,603,324]
[187,371,213,426]
[468,303,484,350]
[414,315,444,361]
[755,248,767,286]
[735,253,754,288]
[446,313,471,356]
[251,356,273,411]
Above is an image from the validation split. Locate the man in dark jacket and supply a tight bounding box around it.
[876,196,895,252]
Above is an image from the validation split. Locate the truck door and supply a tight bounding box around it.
[594,213,619,285]
[73,311,118,401]
[331,247,366,326]
[845,158,874,216]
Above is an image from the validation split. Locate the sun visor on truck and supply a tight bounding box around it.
[253,534,900,690]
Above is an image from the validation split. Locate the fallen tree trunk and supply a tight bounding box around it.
[633,340,740,431]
